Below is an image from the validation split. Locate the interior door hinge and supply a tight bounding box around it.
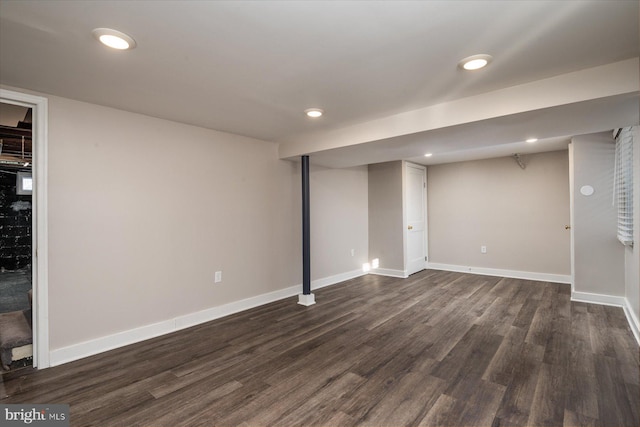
[425,256,428,261]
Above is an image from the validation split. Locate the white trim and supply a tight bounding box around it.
[371,268,409,278]
[50,319,176,366]
[173,285,300,331]
[571,292,640,346]
[623,298,640,346]
[426,262,572,284]
[49,269,363,366]
[310,269,365,290]
[570,291,626,307]
[50,284,297,366]
[568,142,576,292]
[297,293,316,306]
[402,161,408,273]
[0,88,50,369]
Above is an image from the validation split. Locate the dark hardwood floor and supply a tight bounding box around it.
[1,270,638,426]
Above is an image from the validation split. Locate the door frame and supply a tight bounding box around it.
[403,161,428,275]
[568,142,576,293]
[1,88,50,368]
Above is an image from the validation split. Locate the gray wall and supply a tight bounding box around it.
[368,161,404,271]
[571,133,625,296]
[310,164,369,278]
[427,151,571,276]
[40,92,368,351]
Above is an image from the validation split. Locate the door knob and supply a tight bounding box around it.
[565,225,571,230]
[408,225,413,230]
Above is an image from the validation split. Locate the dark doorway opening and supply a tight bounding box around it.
[0,103,33,371]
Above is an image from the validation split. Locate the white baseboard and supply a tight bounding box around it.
[47,265,637,366]
[50,318,178,367]
[570,291,626,307]
[426,262,572,284]
[172,285,300,331]
[622,299,640,346]
[311,269,365,290]
[571,291,640,346]
[371,268,408,278]
[49,269,364,367]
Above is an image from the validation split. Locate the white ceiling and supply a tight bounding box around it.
[0,1,638,167]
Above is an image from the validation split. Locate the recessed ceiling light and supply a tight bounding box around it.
[305,108,323,118]
[424,153,433,157]
[458,54,493,71]
[92,28,136,50]
[526,138,538,143]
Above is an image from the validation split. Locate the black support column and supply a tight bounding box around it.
[298,155,315,306]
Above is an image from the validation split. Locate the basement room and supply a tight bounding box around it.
[0,1,638,426]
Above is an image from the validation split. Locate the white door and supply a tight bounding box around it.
[405,163,427,275]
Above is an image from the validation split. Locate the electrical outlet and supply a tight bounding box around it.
[214,271,222,283]
[481,246,487,254]
[351,249,355,257]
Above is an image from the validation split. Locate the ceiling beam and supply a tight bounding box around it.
[278,58,639,161]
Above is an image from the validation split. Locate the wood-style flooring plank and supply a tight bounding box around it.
[593,354,638,427]
[492,342,545,426]
[587,304,618,358]
[563,409,599,427]
[71,371,176,426]
[272,372,366,427]
[527,362,567,427]
[564,337,599,420]
[611,328,640,386]
[418,393,464,427]
[524,285,555,347]
[355,372,446,426]
[455,379,506,427]
[482,325,528,386]
[431,324,503,388]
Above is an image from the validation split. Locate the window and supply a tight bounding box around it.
[614,127,634,246]
[16,171,32,195]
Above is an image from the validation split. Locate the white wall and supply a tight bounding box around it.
[310,164,369,280]
[47,95,302,350]
[571,133,625,297]
[427,151,571,278]
[368,161,404,271]
[2,87,369,361]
